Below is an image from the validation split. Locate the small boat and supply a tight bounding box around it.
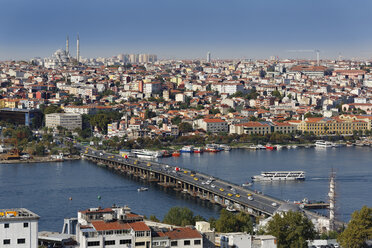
[172,151,181,157]
[346,142,354,147]
[276,145,283,150]
[256,144,266,149]
[205,144,220,152]
[292,145,298,149]
[248,145,258,150]
[315,140,333,148]
[137,187,148,192]
[242,182,252,187]
[218,144,231,151]
[194,147,204,153]
[162,150,172,157]
[180,146,194,153]
[265,144,276,150]
[226,205,237,212]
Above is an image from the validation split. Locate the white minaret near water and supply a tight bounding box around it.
[328,170,336,231]
[66,35,69,55]
[76,34,80,63]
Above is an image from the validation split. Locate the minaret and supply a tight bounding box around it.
[328,170,336,231]
[76,34,80,63]
[66,35,69,55]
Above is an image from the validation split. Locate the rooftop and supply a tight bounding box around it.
[0,208,40,221]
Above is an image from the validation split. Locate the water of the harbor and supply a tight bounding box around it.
[1,146,371,231]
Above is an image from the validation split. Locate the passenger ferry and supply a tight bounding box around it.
[180,146,194,153]
[252,171,305,181]
[315,140,333,148]
[131,149,162,159]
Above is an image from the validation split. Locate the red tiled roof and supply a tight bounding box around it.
[165,227,202,240]
[91,221,130,231]
[203,118,225,123]
[128,222,150,231]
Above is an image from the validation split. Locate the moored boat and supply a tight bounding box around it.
[180,146,194,153]
[218,144,231,151]
[226,205,237,212]
[315,140,333,148]
[205,144,220,152]
[193,147,204,153]
[265,144,276,150]
[132,149,162,159]
[172,151,181,157]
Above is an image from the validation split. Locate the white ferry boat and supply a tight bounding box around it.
[252,171,305,182]
[131,149,162,159]
[315,140,333,148]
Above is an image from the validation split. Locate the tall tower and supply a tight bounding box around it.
[66,35,69,55]
[76,34,80,63]
[316,50,320,66]
[328,170,336,231]
[207,52,211,63]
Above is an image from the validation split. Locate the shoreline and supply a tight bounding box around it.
[0,155,81,164]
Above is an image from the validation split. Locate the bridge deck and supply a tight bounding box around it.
[82,147,329,221]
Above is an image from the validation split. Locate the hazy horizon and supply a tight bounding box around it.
[1,0,372,61]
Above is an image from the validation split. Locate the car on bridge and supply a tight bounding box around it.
[219,188,225,192]
[235,194,241,198]
[227,193,233,197]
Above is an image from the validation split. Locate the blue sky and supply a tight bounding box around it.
[1,0,371,60]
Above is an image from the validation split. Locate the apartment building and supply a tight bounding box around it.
[0,208,39,248]
[229,122,271,135]
[297,116,370,135]
[45,113,82,130]
[198,119,229,133]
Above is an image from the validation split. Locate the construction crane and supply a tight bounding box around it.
[286,49,320,66]
[0,138,20,160]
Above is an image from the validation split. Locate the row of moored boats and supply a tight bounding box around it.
[131,144,231,159]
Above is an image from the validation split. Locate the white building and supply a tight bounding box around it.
[45,113,82,130]
[198,119,229,133]
[0,208,39,248]
[144,82,162,95]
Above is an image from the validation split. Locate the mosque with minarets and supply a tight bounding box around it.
[33,35,80,69]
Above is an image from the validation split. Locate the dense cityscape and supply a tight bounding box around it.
[2,0,372,247]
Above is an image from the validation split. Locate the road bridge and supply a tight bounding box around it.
[82,147,328,221]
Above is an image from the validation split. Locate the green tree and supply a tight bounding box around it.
[43,105,64,115]
[338,206,372,248]
[149,215,160,222]
[171,116,182,125]
[213,209,253,233]
[179,122,193,133]
[163,207,195,226]
[266,211,316,248]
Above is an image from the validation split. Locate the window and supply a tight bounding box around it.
[87,241,100,246]
[120,239,131,244]
[23,223,29,228]
[18,239,26,244]
[171,241,178,246]
[194,239,201,245]
[4,223,9,228]
[3,239,11,245]
[135,241,145,246]
[104,240,115,245]
[184,240,191,245]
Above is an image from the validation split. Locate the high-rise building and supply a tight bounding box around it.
[207,52,211,63]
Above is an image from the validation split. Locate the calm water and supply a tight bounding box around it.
[0,147,371,231]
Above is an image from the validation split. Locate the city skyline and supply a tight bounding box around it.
[1,0,372,60]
